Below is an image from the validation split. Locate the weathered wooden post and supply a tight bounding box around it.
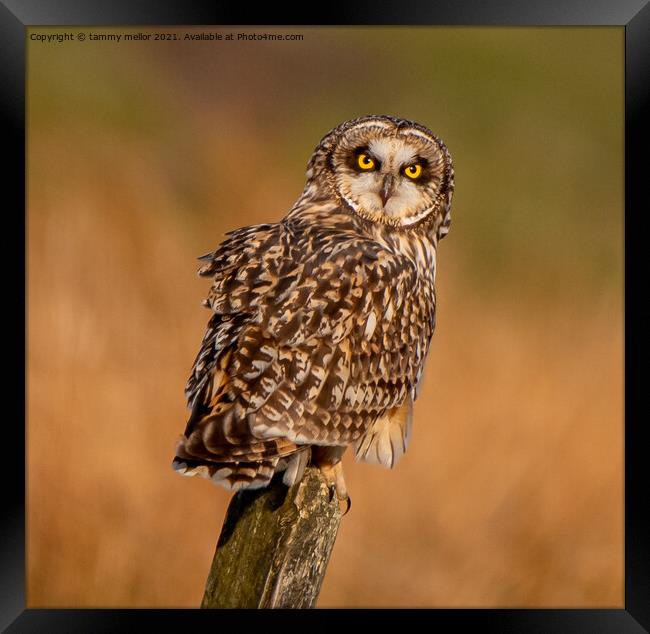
[201,466,342,608]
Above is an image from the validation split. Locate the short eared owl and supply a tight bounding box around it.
[173,115,454,504]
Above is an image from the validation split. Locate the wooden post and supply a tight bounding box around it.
[201,466,342,609]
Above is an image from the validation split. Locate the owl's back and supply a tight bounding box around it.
[173,205,437,490]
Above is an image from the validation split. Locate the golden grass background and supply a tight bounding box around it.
[27,27,623,607]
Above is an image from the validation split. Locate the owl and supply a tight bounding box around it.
[172,115,454,507]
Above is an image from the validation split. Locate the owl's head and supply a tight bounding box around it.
[307,115,454,232]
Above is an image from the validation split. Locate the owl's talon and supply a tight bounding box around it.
[315,458,350,515]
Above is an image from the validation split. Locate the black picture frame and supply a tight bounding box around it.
[4,1,647,630]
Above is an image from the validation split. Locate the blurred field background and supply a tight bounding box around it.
[27,26,623,607]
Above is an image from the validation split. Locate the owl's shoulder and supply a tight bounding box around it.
[197,212,418,320]
[196,222,281,277]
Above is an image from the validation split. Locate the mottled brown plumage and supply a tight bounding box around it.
[173,115,454,499]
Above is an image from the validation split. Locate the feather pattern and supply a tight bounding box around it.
[173,115,453,492]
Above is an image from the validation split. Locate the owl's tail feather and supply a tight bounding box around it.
[172,455,279,491]
[172,445,312,492]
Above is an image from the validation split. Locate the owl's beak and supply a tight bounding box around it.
[380,175,395,207]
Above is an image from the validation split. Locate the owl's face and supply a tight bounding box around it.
[317,117,452,228]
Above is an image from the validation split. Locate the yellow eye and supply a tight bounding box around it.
[404,164,422,179]
[404,163,422,179]
[357,153,375,170]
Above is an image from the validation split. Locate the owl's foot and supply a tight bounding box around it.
[317,461,351,516]
[311,446,351,515]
